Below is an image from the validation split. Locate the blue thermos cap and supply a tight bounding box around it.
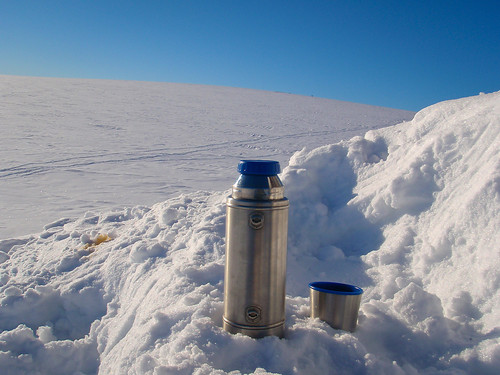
[237,160,281,176]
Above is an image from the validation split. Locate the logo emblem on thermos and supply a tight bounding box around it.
[245,305,262,323]
[249,212,264,229]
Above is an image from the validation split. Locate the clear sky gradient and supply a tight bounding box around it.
[1,0,499,110]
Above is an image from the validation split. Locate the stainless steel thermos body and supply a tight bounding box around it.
[223,160,289,338]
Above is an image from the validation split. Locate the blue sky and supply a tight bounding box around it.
[1,0,499,111]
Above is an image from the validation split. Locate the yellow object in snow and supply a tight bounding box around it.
[83,234,112,250]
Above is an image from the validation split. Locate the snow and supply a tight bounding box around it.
[0,75,413,239]
[1,76,499,374]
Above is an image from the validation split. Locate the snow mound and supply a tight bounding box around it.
[1,91,499,374]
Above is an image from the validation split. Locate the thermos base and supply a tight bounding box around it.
[223,317,285,339]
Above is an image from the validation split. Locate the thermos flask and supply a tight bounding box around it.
[223,160,289,338]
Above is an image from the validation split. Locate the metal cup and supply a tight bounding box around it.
[309,281,363,332]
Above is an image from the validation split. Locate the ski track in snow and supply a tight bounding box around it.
[0,127,368,179]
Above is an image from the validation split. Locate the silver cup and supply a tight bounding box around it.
[309,281,363,332]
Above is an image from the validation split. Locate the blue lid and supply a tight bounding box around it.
[237,160,281,176]
[309,281,363,295]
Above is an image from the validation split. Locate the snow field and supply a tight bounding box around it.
[0,75,414,238]
[0,87,499,374]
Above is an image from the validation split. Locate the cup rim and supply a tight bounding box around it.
[309,281,363,295]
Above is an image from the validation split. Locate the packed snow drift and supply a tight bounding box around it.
[1,82,499,374]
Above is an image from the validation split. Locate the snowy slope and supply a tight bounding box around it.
[0,90,498,374]
[0,75,413,238]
